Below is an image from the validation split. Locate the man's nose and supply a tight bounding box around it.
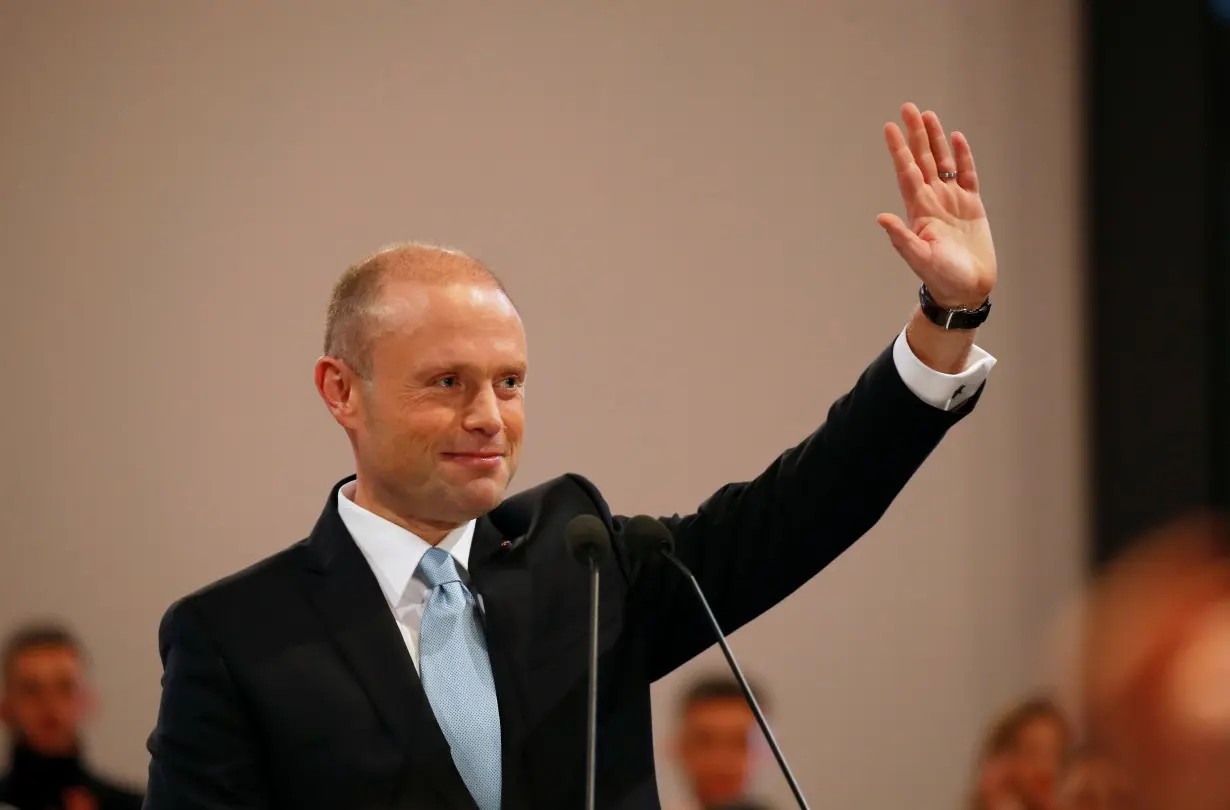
[462,385,503,435]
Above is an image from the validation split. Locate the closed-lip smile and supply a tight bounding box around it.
[442,451,504,468]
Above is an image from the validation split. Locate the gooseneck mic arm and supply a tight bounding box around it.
[622,515,812,810]
[565,514,614,810]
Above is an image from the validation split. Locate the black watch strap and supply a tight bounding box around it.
[918,285,991,330]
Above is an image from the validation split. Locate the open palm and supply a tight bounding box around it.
[877,103,997,309]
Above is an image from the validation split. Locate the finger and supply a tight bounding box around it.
[877,213,931,267]
[923,111,956,180]
[884,123,927,204]
[902,102,938,183]
[952,131,980,192]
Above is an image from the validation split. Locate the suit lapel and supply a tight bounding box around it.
[300,480,478,810]
[470,512,539,810]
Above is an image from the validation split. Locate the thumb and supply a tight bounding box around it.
[877,213,930,269]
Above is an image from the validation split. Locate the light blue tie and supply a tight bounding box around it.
[418,547,502,810]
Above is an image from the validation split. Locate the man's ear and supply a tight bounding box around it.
[672,727,688,761]
[747,721,772,767]
[315,356,364,430]
[79,683,99,722]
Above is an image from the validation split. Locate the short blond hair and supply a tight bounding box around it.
[323,242,508,378]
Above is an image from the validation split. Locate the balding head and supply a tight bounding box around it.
[315,241,526,541]
[324,242,510,378]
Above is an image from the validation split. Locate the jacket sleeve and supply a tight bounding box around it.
[618,339,983,681]
[144,598,270,810]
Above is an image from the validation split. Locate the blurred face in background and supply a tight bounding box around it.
[0,644,93,756]
[675,697,760,809]
[1009,715,1068,810]
[1076,512,1230,810]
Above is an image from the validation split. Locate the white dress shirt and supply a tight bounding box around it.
[337,481,476,673]
[338,330,996,668]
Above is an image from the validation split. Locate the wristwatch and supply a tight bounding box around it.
[918,284,991,330]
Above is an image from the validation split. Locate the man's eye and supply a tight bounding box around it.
[500,377,522,389]
[436,376,457,388]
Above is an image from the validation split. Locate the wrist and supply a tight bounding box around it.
[906,306,975,374]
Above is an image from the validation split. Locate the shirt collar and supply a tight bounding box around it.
[336,481,475,608]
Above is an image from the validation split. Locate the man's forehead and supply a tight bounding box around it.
[5,645,82,684]
[11,644,81,668]
[371,282,522,341]
[685,699,755,720]
[375,272,502,307]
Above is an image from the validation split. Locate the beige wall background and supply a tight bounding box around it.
[0,1,1084,807]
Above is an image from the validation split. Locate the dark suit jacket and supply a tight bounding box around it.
[143,342,980,810]
[0,768,144,810]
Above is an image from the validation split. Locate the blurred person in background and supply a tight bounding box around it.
[0,623,143,810]
[967,695,1071,810]
[668,675,772,810]
[1056,750,1132,810]
[1077,511,1230,810]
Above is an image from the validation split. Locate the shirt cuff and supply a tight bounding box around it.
[891,327,997,411]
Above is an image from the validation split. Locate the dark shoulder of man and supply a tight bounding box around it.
[88,777,145,810]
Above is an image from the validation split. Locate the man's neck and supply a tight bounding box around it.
[9,740,80,763]
[348,478,460,546]
[6,740,86,791]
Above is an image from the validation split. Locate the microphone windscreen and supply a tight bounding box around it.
[564,514,612,565]
[623,514,675,560]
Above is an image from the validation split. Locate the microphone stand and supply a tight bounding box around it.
[662,549,811,810]
[565,514,611,810]
[585,555,600,810]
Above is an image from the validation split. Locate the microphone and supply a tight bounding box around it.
[622,515,812,810]
[565,514,613,810]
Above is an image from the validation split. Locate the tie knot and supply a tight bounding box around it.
[419,547,463,588]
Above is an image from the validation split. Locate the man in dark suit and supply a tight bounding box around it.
[144,103,998,810]
[0,624,144,810]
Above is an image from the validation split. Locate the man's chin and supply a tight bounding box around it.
[26,736,78,757]
[452,477,509,516]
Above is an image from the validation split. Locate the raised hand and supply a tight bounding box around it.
[877,103,997,310]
